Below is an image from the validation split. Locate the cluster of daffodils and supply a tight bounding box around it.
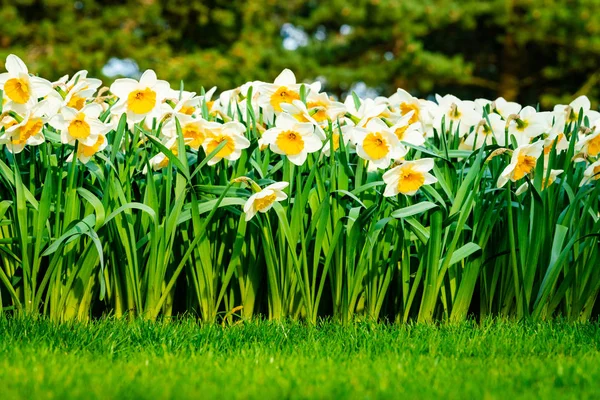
[1,54,599,221]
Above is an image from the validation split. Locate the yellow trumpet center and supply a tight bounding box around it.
[254,193,277,212]
[79,135,105,158]
[395,125,409,141]
[179,105,196,115]
[399,102,419,124]
[206,135,235,158]
[513,154,537,180]
[12,118,43,145]
[363,132,389,160]
[182,123,206,149]
[67,94,86,110]
[270,87,300,112]
[127,88,157,114]
[68,113,91,139]
[397,167,425,194]
[587,135,600,157]
[5,78,31,104]
[276,130,304,155]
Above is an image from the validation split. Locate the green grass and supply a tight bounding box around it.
[1,318,600,399]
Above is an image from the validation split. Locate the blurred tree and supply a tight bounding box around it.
[1,0,600,107]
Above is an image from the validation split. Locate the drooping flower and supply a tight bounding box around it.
[0,54,53,107]
[243,182,289,221]
[109,69,171,124]
[382,158,437,196]
[497,141,544,188]
[260,113,322,166]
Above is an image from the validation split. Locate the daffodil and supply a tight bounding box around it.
[577,128,600,158]
[161,115,221,150]
[388,89,423,125]
[461,113,506,150]
[109,69,170,124]
[354,118,405,169]
[433,94,481,137]
[305,91,347,125]
[258,69,320,124]
[202,121,250,166]
[58,71,103,110]
[491,97,522,119]
[553,95,599,125]
[507,106,551,146]
[388,111,425,147]
[580,159,600,186]
[382,158,437,196]
[73,133,108,164]
[50,103,109,146]
[243,182,289,221]
[0,54,53,108]
[148,137,178,171]
[0,99,57,153]
[261,113,322,166]
[497,141,544,188]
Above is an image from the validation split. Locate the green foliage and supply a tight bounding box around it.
[2,317,600,399]
[2,0,600,105]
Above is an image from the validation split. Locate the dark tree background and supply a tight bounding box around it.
[2,0,600,107]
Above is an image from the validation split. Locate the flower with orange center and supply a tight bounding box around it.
[75,134,108,164]
[497,141,544,188]
[201,121,250,166]
[0,54,53,107]
[354,118,405,169]
[110,69,170,124]
[261,113,322,166]
[257,68,321,124]
[50,103,109,146]
[383,158,437,196]
[580,130,600,157]
[243,182,289,221]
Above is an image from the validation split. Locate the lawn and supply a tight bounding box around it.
[1,318,600,399]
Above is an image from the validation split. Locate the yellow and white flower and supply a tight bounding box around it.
[72,133,108,164]
[580,159,600,186]
[0,99,57,153]
[461,113,506,150]
[261,113,322,166]
[354,117,405,169]
[515,168,564,195]
[202,121,250,166]
[389,111,425,147]
[258,69,320,124]
[148,137,178,171]
[305,91,347,125]
[497,141,544,188]
[553,95,599,125]
[0,54,53,108]
[382,158,437,196]
[50,103,109,146]
[59,70,103,110]
[109,69,171,124]
[577,127,600,158]
[433,94,481,137]
[507,106,551,146]
[161,115,221,150]
[243,182,289,221]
